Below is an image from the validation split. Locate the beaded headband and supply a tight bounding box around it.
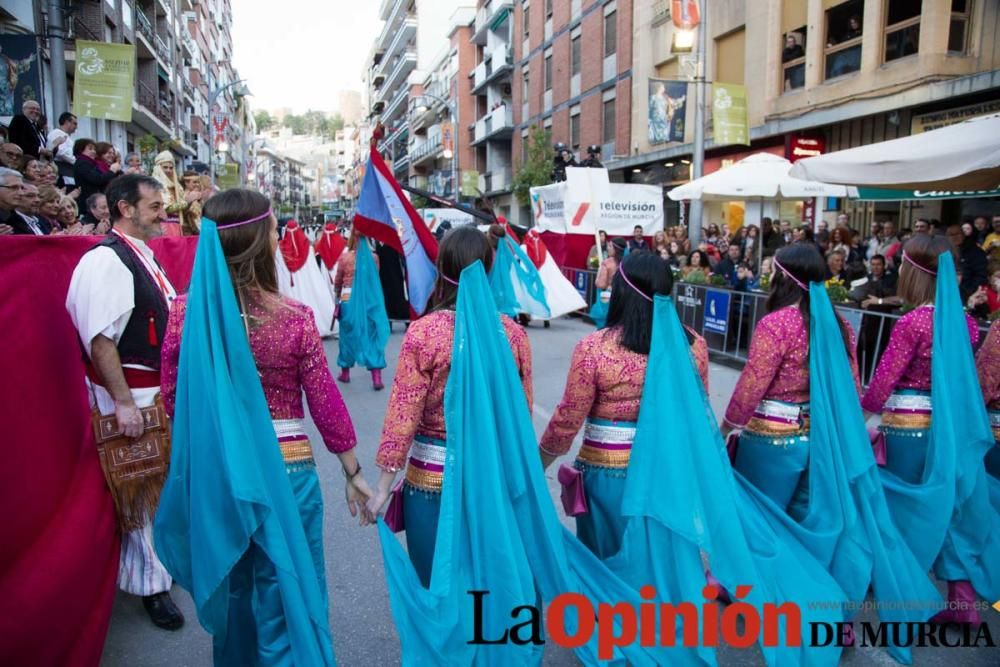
[902,250,937,276]
[215,208,274,230]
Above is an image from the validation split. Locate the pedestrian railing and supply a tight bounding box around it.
[558,267,991,388]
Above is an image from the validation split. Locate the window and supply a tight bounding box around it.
[570,110,580,150]
[545,0,553,18]
[824,1,864,80]
[782,27,807,91]
[602,98,615,144]
[521,130,529,164]
[522,68,530,99]
[715,28,746,85]
[544,53,552,90]
[949,0,971,53]
[571,35,581,76]
[604,11,617,57]
[884,0,921,63]
[523,3,530,40]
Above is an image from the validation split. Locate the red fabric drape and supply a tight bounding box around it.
[279,221,312,273]
[539,231,596,270]
[0,235,196,666]
[523,229,548,269]
[315,225,347,271]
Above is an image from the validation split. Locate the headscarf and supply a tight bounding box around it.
[152,150,183,206]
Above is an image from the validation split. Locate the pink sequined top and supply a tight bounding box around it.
[333,250,380,300]
[978,320,1000,410]
[161,294,357,453]
[375,310,533,472]
[860,306,980,413]
[539,327,710,455]
[725,306,860,427]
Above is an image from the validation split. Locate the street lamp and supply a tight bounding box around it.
[208,78,251,183]
[413,93,459,201]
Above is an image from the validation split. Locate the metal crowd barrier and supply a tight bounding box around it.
[559,267,991,388]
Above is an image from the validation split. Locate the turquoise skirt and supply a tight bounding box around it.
[575,461,628,559]
[400,435,447,588]
[213,465,327,666]
[734,429,811,520]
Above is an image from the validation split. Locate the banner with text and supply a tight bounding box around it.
[420,208,477,236]
[73,41,135,122]
[712,82,749,146]
[0,34,42,119]
[530,181,664,236]
[648,79,688,144]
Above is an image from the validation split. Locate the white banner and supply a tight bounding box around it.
[530,180,663,236]
[419,208,477,235]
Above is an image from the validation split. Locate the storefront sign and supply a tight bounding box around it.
[911,100,1000,134]
[530,181,664,236]
[704,289,730,334]
[787,135,825,162]
[73,41,135,122]
[712,83,749,146]
[853,186,1000,200]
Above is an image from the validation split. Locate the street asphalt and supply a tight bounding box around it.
[100,316,999,666]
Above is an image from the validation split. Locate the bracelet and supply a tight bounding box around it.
[342,462,362,480]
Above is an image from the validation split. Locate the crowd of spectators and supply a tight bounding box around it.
[1,102,210,237]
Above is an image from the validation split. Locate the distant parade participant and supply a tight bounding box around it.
[65,174,183,630]
[540,252,708,557]
[978,319,1000,508]
[156,189,371,665]
[334,231,390,390]
[151,151,188,237]
[588,237,627,328]
[862,236,1000,625]
[726,243,940,661]
[367,226,533,586]
[276,219,337,337]
[486,222,550,324]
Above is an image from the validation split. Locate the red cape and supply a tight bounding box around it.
[279,221,312,273]
[315,224,347,271]
[523,229,548,269]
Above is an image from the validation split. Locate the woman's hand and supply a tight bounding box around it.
[345,474,375,526]
[365,470,396,521]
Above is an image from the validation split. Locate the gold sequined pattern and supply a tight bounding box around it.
[881,411,932,429]
[577,443,632,468]
[405,464,444,492]
[745,416,809,436]
[279,438,314,463]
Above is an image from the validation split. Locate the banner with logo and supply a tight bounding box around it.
[530,181,664,236]
[73,41,135,122]
[419,208,477,236]
[712,82,749,146]
[911,99,1000,134]
[648,79,687,144]
[461,170,480,197]
[0,34,43,118]
[671,0,701,29]
[215,162,241,190]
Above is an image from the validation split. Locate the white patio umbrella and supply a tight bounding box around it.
[789,113,1000,190]
[668,152,851,201]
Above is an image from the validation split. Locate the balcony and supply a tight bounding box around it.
[471,44,512,94]
[472,0,514,45]
[472,105,513,145]
[480,168,512,194]
[136,8,155,48]
[382,86,409,125]
[154,34,172,66]
[410,136,443,168]
[383,50,417,102]
[135,81,173,137]
[384,17,417,65]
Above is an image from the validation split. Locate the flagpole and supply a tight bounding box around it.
[689,0,708,249]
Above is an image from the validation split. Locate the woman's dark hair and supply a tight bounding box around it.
[688,249,710,268]
[797,225,814,242]
[72,138,95,157]
[429,225,494,312]
[830,226,850,245]
[486,223,506,249]
[94,142,114,160]
[605,251,694,355]
[767,243,852,358]
[896,234,954,306]
[608,236,627,258]
[203,188,278,310]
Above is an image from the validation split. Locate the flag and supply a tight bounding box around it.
[353,149,439,315]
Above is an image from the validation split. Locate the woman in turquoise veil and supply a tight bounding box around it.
[724,243,940,663]
[977,319,1000,510]
[334,230,391,390]
[862,235,1000,625]
[487,223,551,321]
[588,237,626,329]
[155,189,374,665]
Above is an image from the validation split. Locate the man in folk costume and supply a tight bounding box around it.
[151,150,188,238]
[276,219,337,336]
[65,173,184,630]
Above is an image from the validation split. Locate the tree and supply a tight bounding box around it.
[254,110,275,131]
[283,113,307,135]
[512,125,554,207]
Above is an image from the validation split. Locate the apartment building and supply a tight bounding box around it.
[509,0,634,224]
[624,0,1000,229]
[0,0,252,178]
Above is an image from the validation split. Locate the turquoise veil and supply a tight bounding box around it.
[337,237,390,370]
[489,236,550,319]
[153,220,335,665]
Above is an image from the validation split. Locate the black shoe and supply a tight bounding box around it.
[142,592,185,630]
[543,320,550,328]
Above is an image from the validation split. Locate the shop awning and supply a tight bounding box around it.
[851,186,1000,200]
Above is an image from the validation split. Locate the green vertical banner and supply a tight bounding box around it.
[461,170,480,197]
[215,162,241,190]
[712,82,749,146]
[73,41,135,122]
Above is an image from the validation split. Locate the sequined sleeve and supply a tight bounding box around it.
[375,330,432,472]
[333,251,354,299]
[689,330,710,393]
[724,316,785,427]
[539,336,599,456]
[976,320,1000,408]
[159,296,187,418]
[297,308,357,453]
[504,316,534,413]
[860,315,919,413]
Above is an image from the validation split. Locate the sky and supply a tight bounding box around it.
[232,0,381,114]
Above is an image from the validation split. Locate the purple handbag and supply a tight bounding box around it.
[558,463,589,516]
[383,477,406,533]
